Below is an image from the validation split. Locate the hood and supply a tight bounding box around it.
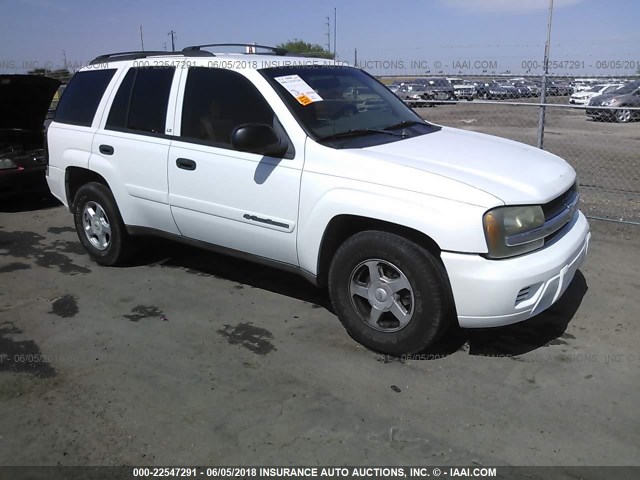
[366,127,575,205]
[589,93,623,104]
[0,75,61,130]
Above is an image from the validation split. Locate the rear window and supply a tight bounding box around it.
[106,67,175,135]
[54,69,116,126]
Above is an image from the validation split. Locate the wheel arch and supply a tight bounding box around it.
[315,214,442,288]
[65,167,110,212]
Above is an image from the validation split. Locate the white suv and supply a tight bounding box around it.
[46,45,590,355]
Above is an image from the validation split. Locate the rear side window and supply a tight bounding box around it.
[106,67,175,135]
[54,69,116,126]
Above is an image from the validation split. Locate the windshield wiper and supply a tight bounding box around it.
[319,128,404,142]
[384,120,426,131]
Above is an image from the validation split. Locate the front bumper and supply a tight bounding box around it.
[442,211,590,328]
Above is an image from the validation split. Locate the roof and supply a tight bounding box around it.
[86,44,338,71]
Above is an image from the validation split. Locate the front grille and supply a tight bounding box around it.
[543,183,577,221]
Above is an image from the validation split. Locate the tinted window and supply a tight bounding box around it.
[106,67,175,134]
[54,69,115,126]
[181,68,276,147]
[105,69,135,129]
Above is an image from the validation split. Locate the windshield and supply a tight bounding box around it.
[588,85,606,92]
[261,66,437,147]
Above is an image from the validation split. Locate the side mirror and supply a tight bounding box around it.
[231,124,288,157]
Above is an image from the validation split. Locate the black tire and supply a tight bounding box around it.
[73,182,135,266]
[328,231,453,355]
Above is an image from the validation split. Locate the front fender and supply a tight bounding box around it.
[296,178,490,276]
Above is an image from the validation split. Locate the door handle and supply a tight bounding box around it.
[176,158,197,171]
[99,144,114,155]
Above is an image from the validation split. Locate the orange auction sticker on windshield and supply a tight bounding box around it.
[275,74,323,106]
[296,94,313,105]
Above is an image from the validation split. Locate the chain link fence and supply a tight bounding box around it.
[382,76,640,224]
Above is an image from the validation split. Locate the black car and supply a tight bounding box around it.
[475,81,510,100]
[0,75,60,197]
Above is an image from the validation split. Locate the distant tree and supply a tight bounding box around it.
[276,39,334,59]
[27,67,72,83]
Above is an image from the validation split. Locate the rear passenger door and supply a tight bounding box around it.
[168,67,303,265]
[92,66,180,234]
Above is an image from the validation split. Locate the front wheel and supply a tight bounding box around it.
[615,108,631,123]
[328,231,453,355]
[73,182,135,266]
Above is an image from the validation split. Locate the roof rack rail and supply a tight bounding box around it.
[89,50,188,65]
[182,43,288,56]
[89,49,213,65]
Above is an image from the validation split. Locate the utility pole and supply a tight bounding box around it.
[325,16,331,53]
[168,30,177,52]
[163,42,167,52]
[354,48,357,68]
[61,49,67,70]
[537,0,554,149]
[140,25,145,51]
[333,7,337,62]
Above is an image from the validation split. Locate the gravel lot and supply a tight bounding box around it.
[0,193,639,469]
[415,98,640,223]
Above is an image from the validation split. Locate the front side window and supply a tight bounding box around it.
[54,69,116,126]
[180,67,278,148]
[261,66,439,149]
[106,67,175,135]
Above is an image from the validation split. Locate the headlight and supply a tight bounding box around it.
[483,205,545,258]
[0,158,18,170]
[601,98,617,106]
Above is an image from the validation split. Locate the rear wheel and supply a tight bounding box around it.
[328,231,453,355]
[73,182,135,266]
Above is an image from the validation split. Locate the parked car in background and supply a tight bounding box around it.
[392,83,433,106]
[571,79,598,94]
[510,79,538,97]
[0,74,61,197]
[495,82,520,99]
[549,80,572,96]
[475,81,509,100]
[586,80,640,123]
[447,78,475,101]
[511,83,530,98]
[569,84,622,105]
[422,77,456,101]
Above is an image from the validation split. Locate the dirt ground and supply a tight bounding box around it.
[0,194,639,470]
[415,98,640,224]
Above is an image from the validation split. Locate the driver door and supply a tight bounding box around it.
[167,67,302,265]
